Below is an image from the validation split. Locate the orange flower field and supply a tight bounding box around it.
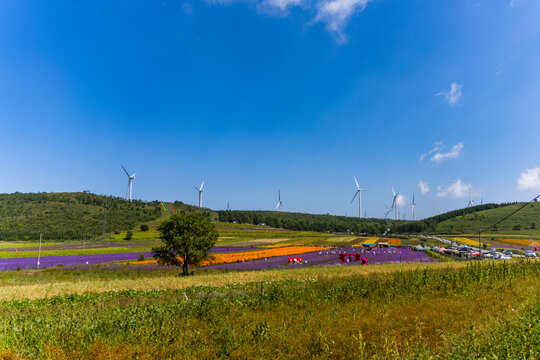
[126,246,331,267]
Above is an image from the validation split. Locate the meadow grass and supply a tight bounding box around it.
[0,260,537,359]
[0,260,533,301]
[108,231,161,240]
[0,242,65,249]
[0,246,153,259]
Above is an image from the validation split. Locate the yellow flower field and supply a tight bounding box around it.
[357,238,401,246]
[451,238,491,246]
[495,238,537,247]
[451,237,488,246]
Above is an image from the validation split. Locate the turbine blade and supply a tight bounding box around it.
[351,191,359,203]
[200,180,205,190]
[193,186,199,191]
[354,176,360,190]
[392,188,396,197]
[121,165,129,177]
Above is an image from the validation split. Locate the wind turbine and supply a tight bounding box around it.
[411,194,416,221]
[350,176,365,218]
[391,188,400,220]
[467,192,474,207]
[276,190,283,211]
[194,180,205,208]
[121,165,136,202]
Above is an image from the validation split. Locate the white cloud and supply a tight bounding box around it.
[264,0,304,11]
[431,141,464,163]
[313,0,372,43]
[436,82,462,105]
[420,141,443,161]
[207,0,372,42]
[437,179,473,198]
[418,180,429,195]
[517,167,540,190]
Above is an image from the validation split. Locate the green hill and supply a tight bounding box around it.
[2,192,538,241]
[0,192,208,241]
[433,201,540,235]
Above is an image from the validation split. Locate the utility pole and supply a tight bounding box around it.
[37,233,42,269]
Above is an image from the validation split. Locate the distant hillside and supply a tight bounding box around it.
[391,202,540,235]
[432,202,540,234]
[217,210,396,235]
[0,192,210,241]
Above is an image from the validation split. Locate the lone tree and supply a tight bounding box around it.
[152,213,218,276]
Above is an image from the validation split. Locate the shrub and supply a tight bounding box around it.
[124,231,133,240]
[140,224,149,232]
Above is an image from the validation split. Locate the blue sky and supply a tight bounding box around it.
[1,0,540,219]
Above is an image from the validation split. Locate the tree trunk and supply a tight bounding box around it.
[182,257,189,276]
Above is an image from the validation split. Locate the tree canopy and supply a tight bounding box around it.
[152,213,218,276]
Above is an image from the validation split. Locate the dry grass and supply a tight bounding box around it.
[249,238,291,244]
[0,261,494,301]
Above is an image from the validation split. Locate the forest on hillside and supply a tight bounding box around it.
[218,203,515,235]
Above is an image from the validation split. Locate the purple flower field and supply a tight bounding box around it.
[0,252,154,270]
[205,247,436,271]
[0,246,437,272]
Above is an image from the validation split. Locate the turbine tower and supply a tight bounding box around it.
[276,190,283,211]
[391,188,400,220]
[121,165,137,202]
[411,194,416,221]
[467,192,474,207]
[350,176,365,218]
[194,180,205,208]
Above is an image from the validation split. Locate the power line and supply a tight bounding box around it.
[480,194,540,232]
[477,194,540,252]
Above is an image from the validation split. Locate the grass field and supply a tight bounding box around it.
[435,201,540,235]
[0,246,153,259]
[0,260,537,359]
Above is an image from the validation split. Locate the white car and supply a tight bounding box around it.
[524,251,537,258]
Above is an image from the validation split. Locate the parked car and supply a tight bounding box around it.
[431,246,440,252]
[499,254,512,260]
[502,249,513,256]
[524,250,537,258]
